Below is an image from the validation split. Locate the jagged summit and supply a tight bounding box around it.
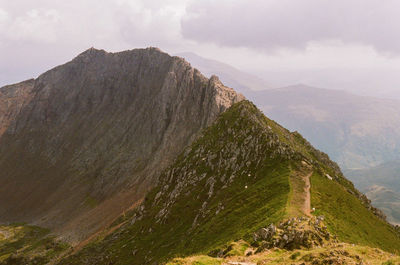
[0,47,243,243]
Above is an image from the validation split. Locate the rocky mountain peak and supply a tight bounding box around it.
[0,47,243,243]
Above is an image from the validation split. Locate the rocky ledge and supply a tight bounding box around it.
[252,216,334,252]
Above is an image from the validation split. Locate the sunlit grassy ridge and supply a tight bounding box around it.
[59,101,400,264]
[311,171,400,253]
[167,242,400,265]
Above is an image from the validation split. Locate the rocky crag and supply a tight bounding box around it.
[0,48,243,243]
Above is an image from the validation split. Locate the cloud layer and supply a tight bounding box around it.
[1,0,400,98]
[0,0,189,85]
[182,0,400,53]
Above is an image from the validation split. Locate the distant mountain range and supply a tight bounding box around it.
[176,52,271,92]
[345,160,400,225]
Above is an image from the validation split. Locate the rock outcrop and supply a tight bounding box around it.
[252,216,333,251]
[0,47,243,242]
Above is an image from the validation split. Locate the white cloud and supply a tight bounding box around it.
[0,8,8,23]
[5,8,61,43]
[1,0,400,98]
[182,0,400,54]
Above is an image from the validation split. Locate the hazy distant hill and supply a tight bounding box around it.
[248,85,400,170]
[346,161,400,224]
[176,52,271,92]
[177,53,400,226]
[177,53,400,170]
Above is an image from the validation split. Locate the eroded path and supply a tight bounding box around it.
[302,171,312,216]
[288,162,312,217]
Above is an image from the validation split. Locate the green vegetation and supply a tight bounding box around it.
[58,101,400,264]
[310,171,400,253]
[167,241,400,265]
[0,224,69,264]
[59,101,294,264]
[167,255,222,265]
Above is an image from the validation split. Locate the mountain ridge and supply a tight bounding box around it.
[58,100,400,264]
[0,47,243,243]
[0,48,399,265]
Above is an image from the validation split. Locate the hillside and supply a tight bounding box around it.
[346,161,400,225]
[0,79,34,137]
[175,53,400,227]
[58,101,400,265]
[0,48,243,243]
[181,53,400,171]
[247,85,400,170]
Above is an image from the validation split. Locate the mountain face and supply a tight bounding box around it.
[0,47,243,243]
[0,79,35,137]
[59,101,400,265]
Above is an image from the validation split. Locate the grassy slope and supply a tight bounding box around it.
[59,101,400,264]
[167,243,400,265]
[0,224,69,264]
[59,101,297,264]
[311,171,400,253]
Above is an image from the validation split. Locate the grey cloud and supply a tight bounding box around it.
[181,0,400,53]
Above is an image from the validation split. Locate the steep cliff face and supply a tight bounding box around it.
[0,47,243,242]
[0,79,35,137]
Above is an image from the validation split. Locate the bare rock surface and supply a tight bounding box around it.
[0,47,243,243]
[0,79,34,136]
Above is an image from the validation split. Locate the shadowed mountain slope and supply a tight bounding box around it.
[0,48,243,243]
[0,79,35,137]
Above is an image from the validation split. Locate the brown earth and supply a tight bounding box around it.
[288,162,313,217]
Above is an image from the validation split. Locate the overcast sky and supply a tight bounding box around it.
[1,0,400,97]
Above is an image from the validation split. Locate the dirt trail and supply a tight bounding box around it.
[302,171,312,216]
[288,163,312,217]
